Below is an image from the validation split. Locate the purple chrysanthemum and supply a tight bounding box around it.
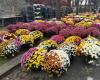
[50,35,65,44]
[59,28,72,37]
[71,26,87,38]
[13,37,22,49]
[87,27,100,37]
[20,47,37,67]
[45,26,59,35]
[34,23,49,32]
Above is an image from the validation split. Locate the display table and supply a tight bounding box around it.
[0,15,22,26]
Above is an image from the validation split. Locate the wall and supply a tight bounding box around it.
[0,0,26,16]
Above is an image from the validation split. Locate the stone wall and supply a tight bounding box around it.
[0,0,26,16]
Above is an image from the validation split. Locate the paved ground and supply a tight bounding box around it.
[1,57,100,80]
[0,54,22,76]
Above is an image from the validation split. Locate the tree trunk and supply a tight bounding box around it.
[75,0,79,15]
[51,0,61,19]
[84,0,88,12]
[56,0,61,19]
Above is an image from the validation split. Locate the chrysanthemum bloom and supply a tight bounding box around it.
[4,43,19,58]
[34,20,45,23]
[56,23,67,31]
[46,21,57,27]
[20,47,47,71]
[38,40,58,51]
[20,48,37,67]
[29,30,43,40]
[0,40,13,56]
[19,35,34,46]
[3,33,17,41]
[80,41,100,64]
[83,35,100,44]
[13,38,22,49]
[34,23,49,32]
[58,42,77,57]
[15,29,30,36]
[71,26,87,38]
[94,19,100,23]
[86,27,100,37]
[79,36,100,64]
[19,22,35,31]
[7,24,19,32]
[45,26,59,36]
[61,17,75,25]
[59,28,72,37]
[91,22,100,29]
[0,38,2,43]
[0,31,12,40]
[54,20,64,24]
[7,22,25,32]
[20,23,31,29]
[50,35,65,44]
[0,31,10,37]
[64,36,82,45]
[42,50,70,77]
[75,20,92,27]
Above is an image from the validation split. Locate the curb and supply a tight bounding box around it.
[0,54,22,77]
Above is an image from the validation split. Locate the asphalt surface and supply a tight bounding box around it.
[1,57,100,80]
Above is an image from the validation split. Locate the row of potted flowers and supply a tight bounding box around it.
[7,15,100,38]
[20,35,100,77]
[0,30,43,58]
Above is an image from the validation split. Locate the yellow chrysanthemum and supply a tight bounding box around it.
[65,36,82,44]
[26,47,47,70]
[0,40,13,56]
[20,35,34,46]
[79,41,90,48]
[61,18,75,25]
[29,30,43,40]
[15,29,30,36]
[75,20,92,27]
[38,40,58,51]
[34,20,45,23]
[94,19,100,23]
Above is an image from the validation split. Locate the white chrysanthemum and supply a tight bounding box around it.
[55,21,64,24]
[38,40,58,51]
[80,43,100,59]
[58,43,77,57]
[49,50,70,72]
[84,35,100,44]
[4,44,18,57]
[38,44,50,50]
